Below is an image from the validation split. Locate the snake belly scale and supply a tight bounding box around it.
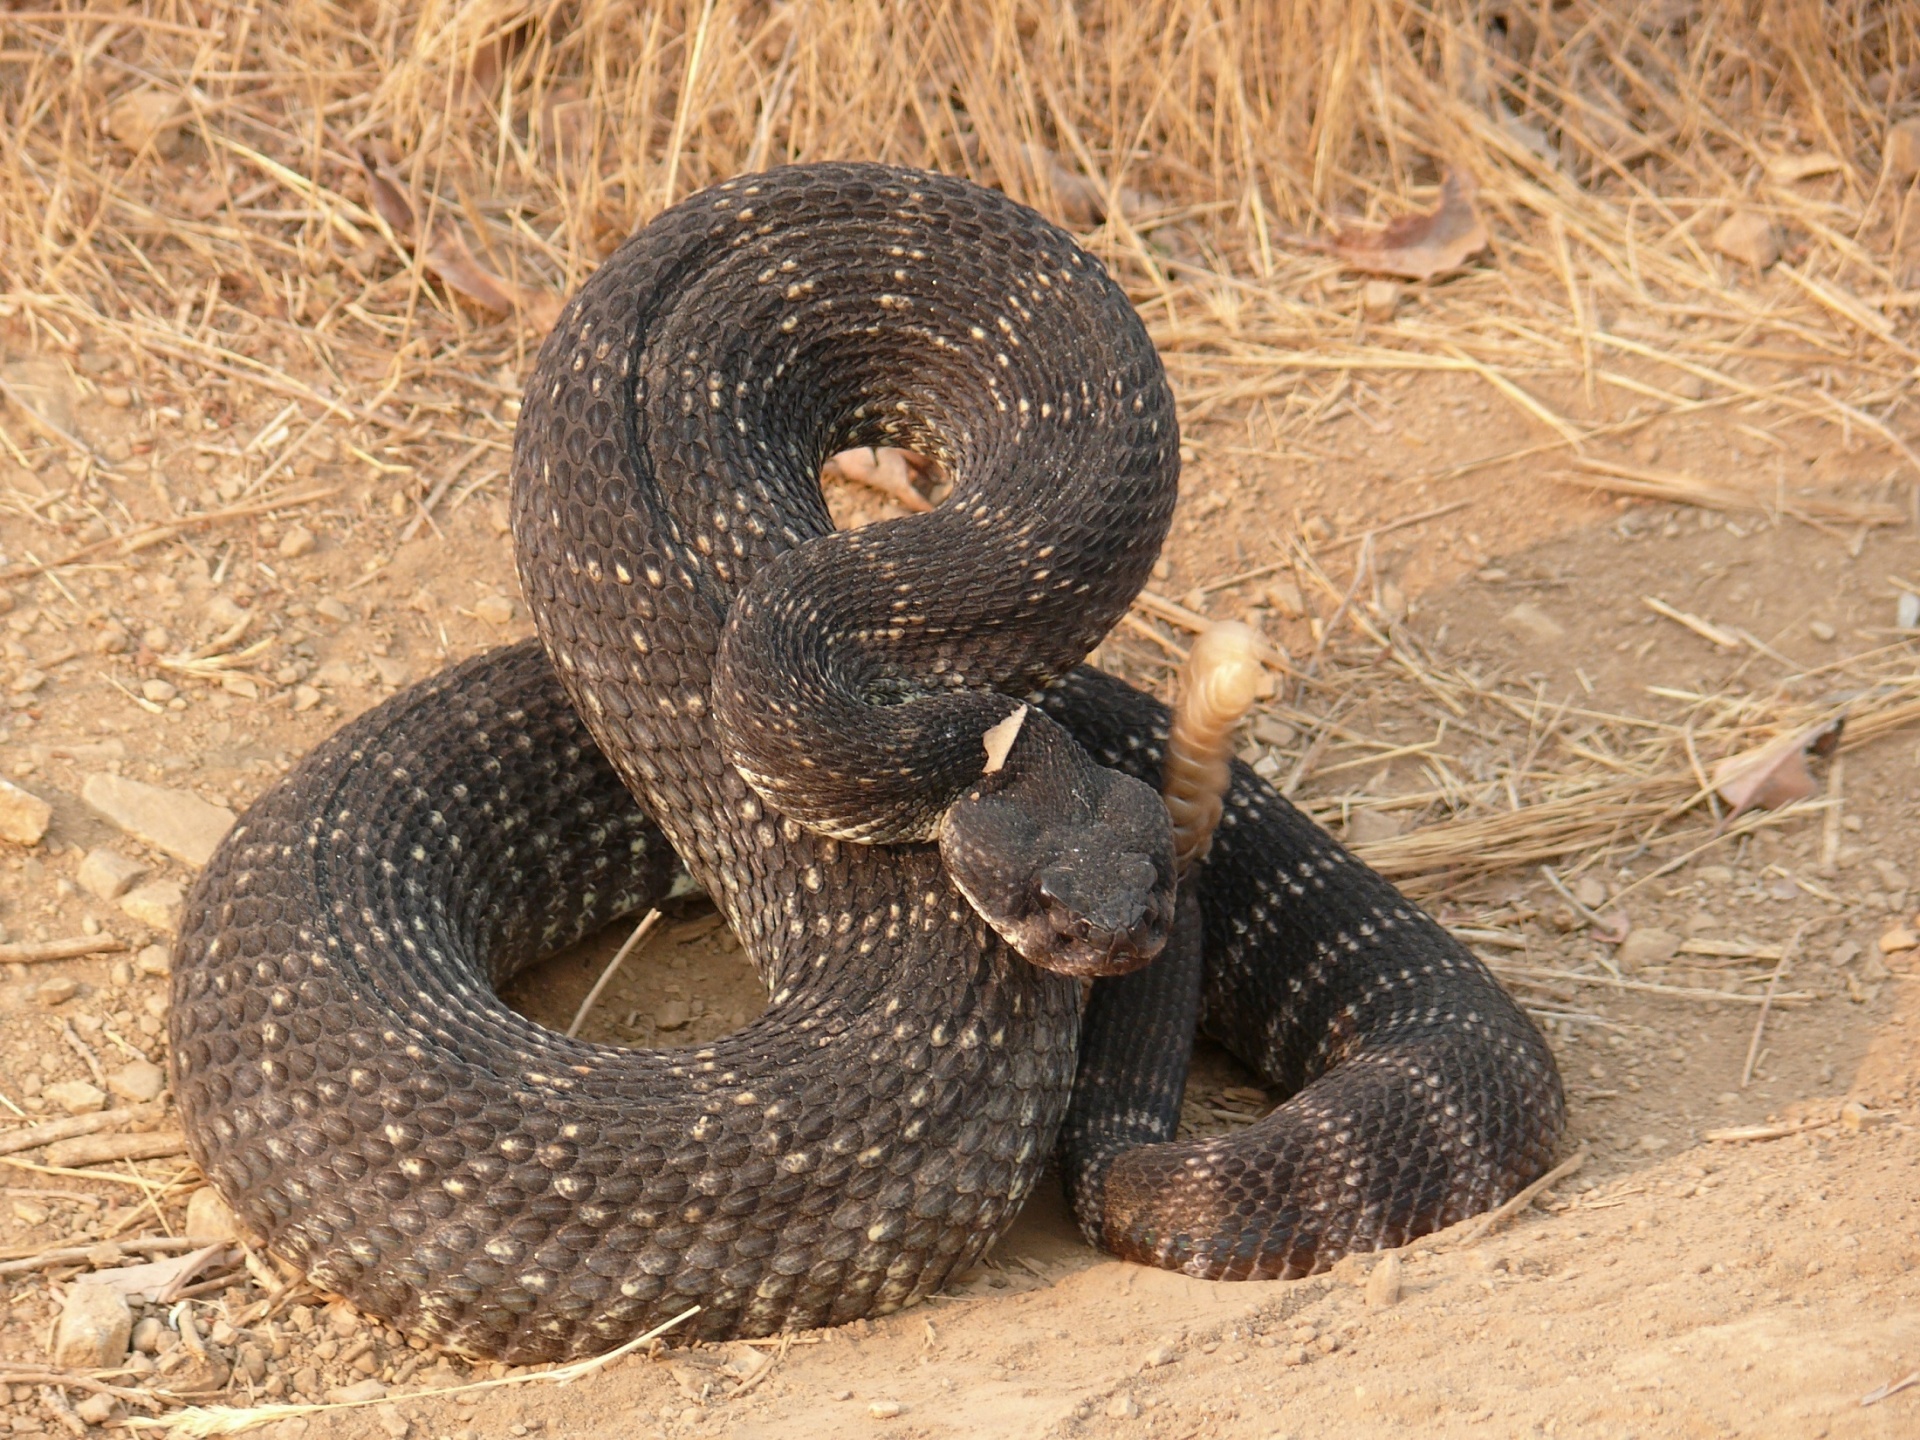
[171,164,1563,1362]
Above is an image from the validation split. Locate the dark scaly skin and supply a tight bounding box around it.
[1044,669,1565,1278]
[171,163,1563,1361]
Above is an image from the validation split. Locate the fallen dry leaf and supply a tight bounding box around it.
[87,1243,235,1303]
[1330,169,1490,280]
[360,154,563,333]
[1710,717,1844,820]
[822,447,934,512]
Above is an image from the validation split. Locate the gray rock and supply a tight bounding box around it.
[78,848,147,902]
[43,1079,107,1114]
[185,1185,239,1243]
[0,775,52,845]
[1501,602,1565,645]
[120,879,186,931]
[82,774,233,867]
[107,1060,166,1103]
[53,1283,131,1368]
[1616,927,1681,972]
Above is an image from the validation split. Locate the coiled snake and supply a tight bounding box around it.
[172,164,1563,1361]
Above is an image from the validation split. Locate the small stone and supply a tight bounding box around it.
[120,879,186,931]
[370,655,410,688]
[655,999,692,1031]
[376,1406,411,1439]
[1885,116,1920,184]
[100,384,133,409]
[473,595,515,626]
[141,679,178,703]
[1809,620,1836,642]
[1282,1344,1310,1366]
[37,976,80,1005]
[82,773,235,867]
[0,775,53,845]
[867,1400,903,1419]
[53,1284,131,1368]
[1262,580,1306,618]
[1500,602,1565,644]
[315,596,353,623]
[1878,924,1917,953]
[135,943,171,977]
[94,623,130,655]
[221,673,260,700]
[1616,927,1680,972]
[326,1379,387,1405]
[78,848,147,902]
[1899,593,1920,632]
[1573,876,1608,909]
[277,524,317,559]
[104,88,183,155]
[11,667,47,692]
[1346,810,1407,846]
[184,1185,239,1243]
[1711,210,1779,270]
[292,684,322,712]
[131,1316,166,1354]
[44,1079,108,1113]
[13,1198,49,1225]
[1365,1252,1403,1308]
[1251,715,1296,748]
[1141,1341,1178,1369]
[108,1059,166,1103]
[1359,279,1402,322]
[1105,1394,1140,1419]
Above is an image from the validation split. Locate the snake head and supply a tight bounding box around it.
[938,704,1176,977]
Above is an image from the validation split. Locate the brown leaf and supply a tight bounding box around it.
[87,1244,235,1303]
[358,154,563,333]
[1331,169,1490,280]
[822,447,934,512]
[1711,717,1844,820]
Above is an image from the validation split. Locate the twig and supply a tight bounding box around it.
[398,438,492,543]
[128,1304,703,1435]
[0,935,128,965]
[1741,924,1804,1088]
[1448,1149,1588,1246]
[1703,1115,1834,1143]
[565,910,663,1039]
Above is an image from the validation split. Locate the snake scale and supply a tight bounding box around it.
[171,164,1563,1361]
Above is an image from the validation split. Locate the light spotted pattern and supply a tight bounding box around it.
[171,164,1562,1361]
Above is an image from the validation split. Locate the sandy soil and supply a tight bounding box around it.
[0,319,1916,1440]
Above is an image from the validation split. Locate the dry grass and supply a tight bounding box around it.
[0,0,1915,880]
[1,1,1917,499]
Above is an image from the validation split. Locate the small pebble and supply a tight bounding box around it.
[278,524,317,559]
[108,1059,167,1103]
[44,1078,107,1113]
[75,1391,118,1425]
[1140,1341,1178,1369]
[473,595,516,626]
[37,976,80,1006]
[142,678,178,702]
[1365,1252,1403,1308]
[1809,619,1836,641]
[185,1183,239,1241]
[1105,1394,1141,1418]
[53,1283,131,1367]
[867,1400,903,1419]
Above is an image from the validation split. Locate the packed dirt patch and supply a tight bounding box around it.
[4,2,1920,1437]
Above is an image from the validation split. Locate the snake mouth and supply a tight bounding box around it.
[1029,853,1171,977]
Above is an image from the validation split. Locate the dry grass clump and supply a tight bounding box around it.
[1,1,1917,489]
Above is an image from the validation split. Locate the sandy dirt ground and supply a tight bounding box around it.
[0,314,1916,1440]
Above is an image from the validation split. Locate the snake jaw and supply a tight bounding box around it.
[938,707,1175,977]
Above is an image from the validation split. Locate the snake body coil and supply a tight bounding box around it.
[172,165,1562,1361]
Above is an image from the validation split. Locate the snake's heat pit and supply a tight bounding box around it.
[172,163,1563,1362]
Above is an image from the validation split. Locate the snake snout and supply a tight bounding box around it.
[1034,851,1169,977]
